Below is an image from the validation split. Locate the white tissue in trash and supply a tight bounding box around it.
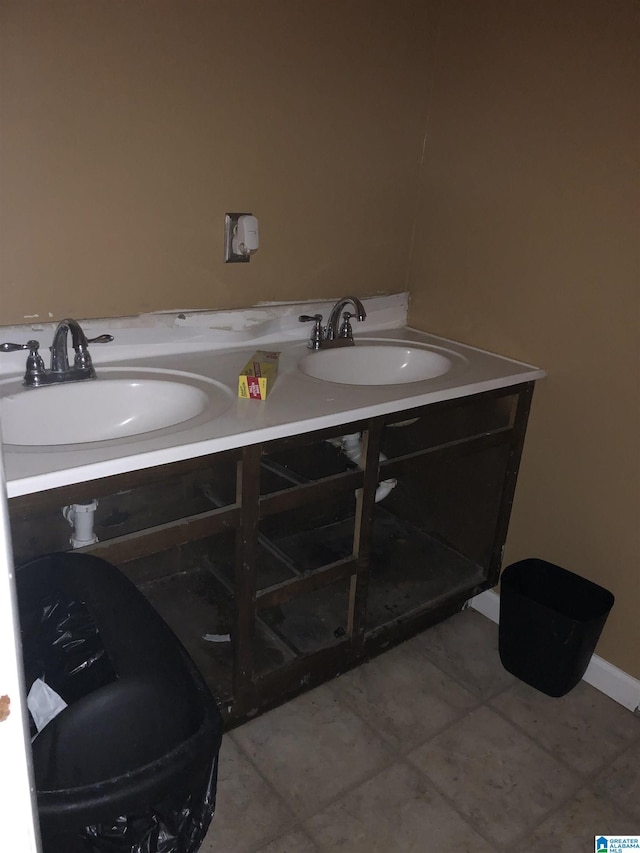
[27,678,67,733]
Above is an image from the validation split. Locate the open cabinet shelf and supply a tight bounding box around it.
[9,383,534,727]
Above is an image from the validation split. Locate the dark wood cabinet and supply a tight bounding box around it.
[9,382,534,726]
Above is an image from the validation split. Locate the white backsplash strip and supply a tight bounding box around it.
[0,293,408,375]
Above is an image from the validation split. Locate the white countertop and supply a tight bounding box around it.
[0,296,545,498]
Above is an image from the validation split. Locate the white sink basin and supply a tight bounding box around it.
[0,368,233,447]
[298,342,458,386]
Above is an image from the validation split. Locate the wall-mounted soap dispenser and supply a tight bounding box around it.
[224,213,259,263]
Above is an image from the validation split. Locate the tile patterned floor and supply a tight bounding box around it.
[202,609,640,853]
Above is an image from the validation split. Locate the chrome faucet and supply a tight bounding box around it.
[0,318,113,387]
[299,296,367,350]
[50,319,96,375]
[326,296,366,342]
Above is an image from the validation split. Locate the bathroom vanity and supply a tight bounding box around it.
[1,297,544,725]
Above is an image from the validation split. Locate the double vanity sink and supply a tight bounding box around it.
[0,295,543,498]
[2,295,545,724]
[0,341,462,447]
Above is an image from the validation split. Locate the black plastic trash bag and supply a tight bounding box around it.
[79,776,218,853]
[16,552,223,853]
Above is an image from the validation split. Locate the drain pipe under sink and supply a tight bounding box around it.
[336,433,397,503]
[62,500,99,548]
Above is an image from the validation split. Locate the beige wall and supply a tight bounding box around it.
[0,0,433,323]
[408,0,640,678]
[1,1,638,680]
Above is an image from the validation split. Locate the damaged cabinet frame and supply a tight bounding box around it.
[9,382,534,727]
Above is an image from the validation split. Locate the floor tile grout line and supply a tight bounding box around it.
[326,626,516,739]
[505,769,640,851]
[400,698,589,851]
[234,705,630,853]
[397,751,514,853]
[404,742,586,853]
[223,730,304,846]
[392,696,495,758]
[581,777,640,827]
[233,682,483,837]
[280,749,402,826]
[394,700,486,758]
[248,821,323,853]
[420,659,517,704]
[297,747,507,852]
[325,663,556,777]
[409,638,520,705]
[485,701,604,779]
[486,697,640,782]
[338,610,515,716]
[227,693,403,826]
[502,779,608,853]
[228,693,495,845]
[324,670,486,758]
[235,690,640,853]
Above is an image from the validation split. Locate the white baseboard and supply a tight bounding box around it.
[469,590,640,714]
[469,588,501,623]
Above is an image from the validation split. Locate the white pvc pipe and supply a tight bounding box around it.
[374,476,397,503]
[337,433,397,503]
[62,501,99,549]
[342,433,362,465]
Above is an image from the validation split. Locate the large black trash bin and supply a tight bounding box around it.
[16,552,223,853]
[499,558,614,697]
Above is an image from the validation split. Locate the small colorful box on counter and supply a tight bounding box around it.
[238,350,281,400]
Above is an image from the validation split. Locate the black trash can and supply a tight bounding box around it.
[499,558,614,697]
[16,552,223,853]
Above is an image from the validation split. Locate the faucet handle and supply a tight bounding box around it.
[73,333,113,371]
[86,334,114,344]
[0,340,47,386]
[0,340,40,353]
[338,311,354,340]
[24,341,47,384]
[0,339,43,364]
[299,314,324,350]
